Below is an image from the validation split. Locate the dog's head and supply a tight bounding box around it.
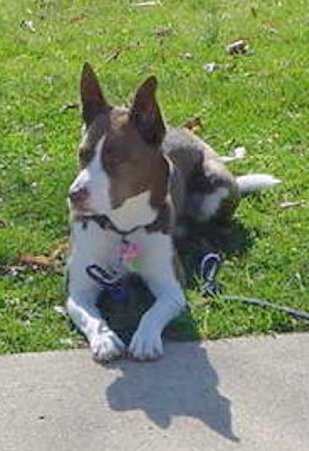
[68,63,169,229]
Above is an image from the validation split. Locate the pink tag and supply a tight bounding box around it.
[117,242,141,265]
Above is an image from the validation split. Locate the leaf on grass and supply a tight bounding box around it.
[59,338,74,347]
[183,116,202,133]
[105,47,123,63]
[203,62,234,74]
[16,242,69,271]
[262,20,279,34]
[226,39,249,55]
[220,146,247,163]
[203,62,221,73]
[20,20,36,32]
[265,26,278,34]
[54,305,67,316]
[41,154,50,162]
[29,123,45,133]
[1,266,25,277]
[18,254,53,268]
[59,102,79,114]
[50,242,69,261]
[154,25,174,38]
[280,200,306,209]
[68,13,87,24]
[180,52,194,60]
[132,1,162,7]
[0,219,7,228]
[59,338,87,348]
[251,7,257,18]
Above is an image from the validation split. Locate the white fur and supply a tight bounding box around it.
[67,128,186,362]
[219,146,247,164]
[69,136,158,232]
[199,187,229,221]
[109,191,157,231]
[236,174,281,193]
[129,231,186,360]
[67,221,126,361]
[69,136,112,215]
[67,204,186,362]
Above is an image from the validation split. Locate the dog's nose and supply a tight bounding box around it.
[68,186,89,204]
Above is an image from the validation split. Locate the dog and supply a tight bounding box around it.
[66,63,280,362]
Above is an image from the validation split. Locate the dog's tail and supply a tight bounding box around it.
[236,174,281,194]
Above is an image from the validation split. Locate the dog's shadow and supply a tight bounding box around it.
[105,341,239,441]
[99,219,254,440]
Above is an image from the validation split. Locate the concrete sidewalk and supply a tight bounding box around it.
[0,333,308,451]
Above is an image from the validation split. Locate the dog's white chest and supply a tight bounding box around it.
[70,220,142,279]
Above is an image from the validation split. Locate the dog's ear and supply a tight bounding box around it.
[80,62,110,127]
[130,76,166,146]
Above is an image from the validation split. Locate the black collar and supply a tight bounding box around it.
[75,205,170,237]
[87,214,143,237]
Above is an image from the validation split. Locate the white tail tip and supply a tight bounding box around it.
[236,174,281,194]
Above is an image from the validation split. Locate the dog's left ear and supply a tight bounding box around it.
[130,76,166,146]
[80,62,110,127]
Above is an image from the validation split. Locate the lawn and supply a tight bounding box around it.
[0,0,308,354]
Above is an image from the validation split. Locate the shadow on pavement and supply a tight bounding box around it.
[99,220,253,441]
[105,341,239,442]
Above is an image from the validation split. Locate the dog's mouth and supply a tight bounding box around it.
[67,198,96,216]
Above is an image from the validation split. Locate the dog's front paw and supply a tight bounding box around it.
[129,325,163,361]
[90,329,125,363]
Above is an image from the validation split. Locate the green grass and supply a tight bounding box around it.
[0,0,308,354]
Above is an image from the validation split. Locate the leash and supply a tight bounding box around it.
[82,213,309,319]
[200,253,309,321]
[200,253,222,297]
[86,263,131,304]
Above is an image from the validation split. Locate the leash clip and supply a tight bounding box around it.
[200,252,222,297]
[85,264,130,304]
[86,264,121,287]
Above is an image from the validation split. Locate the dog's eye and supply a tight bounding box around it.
[103,145,124,166]
[79,147,94,167]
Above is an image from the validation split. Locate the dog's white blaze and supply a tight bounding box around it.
[69,136,112,215]
[199,187,229,221]
[86,136,112,214]
[109,190,157,231]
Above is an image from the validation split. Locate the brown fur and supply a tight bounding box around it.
[78,63,240,237]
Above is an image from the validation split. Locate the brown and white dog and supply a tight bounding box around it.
[67,63,280,362]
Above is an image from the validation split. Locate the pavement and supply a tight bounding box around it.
[0,333,308,451]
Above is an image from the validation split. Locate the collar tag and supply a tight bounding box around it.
[117,241,141,271]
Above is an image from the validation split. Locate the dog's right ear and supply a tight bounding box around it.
[80,62,110,127]
[130,76,166,146]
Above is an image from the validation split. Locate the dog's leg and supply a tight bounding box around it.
[187,158,240,223]
[129,232,186,360]
[67,266,126,362]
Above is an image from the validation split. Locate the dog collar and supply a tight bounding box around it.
[75,204,171,237]
[87,214,142,237]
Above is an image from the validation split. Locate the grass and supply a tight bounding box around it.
[0,0,308,354]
